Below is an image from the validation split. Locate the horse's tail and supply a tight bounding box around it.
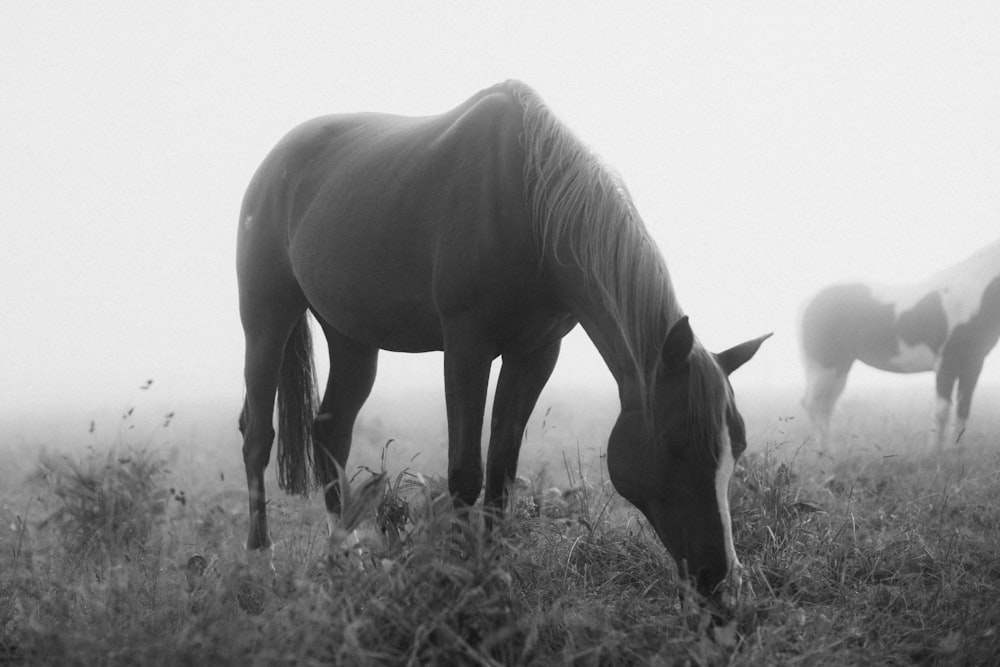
[276,314,319,496]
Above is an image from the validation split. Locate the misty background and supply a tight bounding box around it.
[2,3,998,455]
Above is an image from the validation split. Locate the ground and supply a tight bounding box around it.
[2,384,999,665]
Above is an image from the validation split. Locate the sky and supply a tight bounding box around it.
[2,3,999,427]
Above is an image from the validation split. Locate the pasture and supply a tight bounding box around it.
[2,383,1000,665]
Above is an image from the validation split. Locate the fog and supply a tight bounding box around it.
[3,3,998,439]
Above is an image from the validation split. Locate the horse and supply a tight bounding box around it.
[801,239,1000,448]
[236,80,769,610]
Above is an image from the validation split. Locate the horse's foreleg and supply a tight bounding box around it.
[313,323,379,536]
[484,339,561,518]
[442,320,496,508]
[934,364,959,451]
[954,357,985,444]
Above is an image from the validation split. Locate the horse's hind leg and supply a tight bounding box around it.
[311,320,379,534]
[484,339,561,517]
[240,311,305,550]
[801,359,849,448]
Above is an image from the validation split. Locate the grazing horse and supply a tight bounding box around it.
[801,239,1000,447]
[236,80,769,608]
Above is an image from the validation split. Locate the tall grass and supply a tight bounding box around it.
[3,407,1000,664]
[34,446,171,559]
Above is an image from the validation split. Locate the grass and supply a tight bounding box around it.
[2,389,1000,664]
[729,445,1000,664]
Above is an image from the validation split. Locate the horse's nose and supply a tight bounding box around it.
[695,561,742,624]
[695,547,742,594]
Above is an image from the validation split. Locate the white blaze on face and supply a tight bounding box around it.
[715,425,740,580]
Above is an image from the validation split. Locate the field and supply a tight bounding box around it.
[2,383,1000,665]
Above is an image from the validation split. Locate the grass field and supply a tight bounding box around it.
[2,383,999,665]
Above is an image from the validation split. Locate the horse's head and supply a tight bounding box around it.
[607,316,769,615]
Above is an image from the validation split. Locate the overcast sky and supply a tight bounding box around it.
[2,3,998,423]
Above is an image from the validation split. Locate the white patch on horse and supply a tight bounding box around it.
[885,339,937,372]
[872,241,1000,334]
[715,428,740,581]
[936,255,999,329]
[868,282,918,315]
[244,215,254,230]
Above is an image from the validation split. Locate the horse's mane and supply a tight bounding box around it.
[509,81,726,450]
[510,83,681,386]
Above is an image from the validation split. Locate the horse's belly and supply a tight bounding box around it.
[306,281,443,352]
[862,340,937,373]
[319,305,443,352]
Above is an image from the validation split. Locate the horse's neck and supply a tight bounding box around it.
[554,264,673,408]
[576,313,648,407]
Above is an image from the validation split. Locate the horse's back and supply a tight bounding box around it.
[802,240,1000,374]
[238,82,566,352]
[240,85,525,237]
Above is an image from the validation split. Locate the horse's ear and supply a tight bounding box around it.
[716,332,772,375]
[662,316,694,371]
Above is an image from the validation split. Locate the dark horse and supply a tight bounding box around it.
[801,239,1000,447]
[237,81,769,606]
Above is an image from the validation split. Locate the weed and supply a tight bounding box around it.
[35,445,170,560]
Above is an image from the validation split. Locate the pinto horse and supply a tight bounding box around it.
[236,81,769,607]
[801,239,1000,447]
